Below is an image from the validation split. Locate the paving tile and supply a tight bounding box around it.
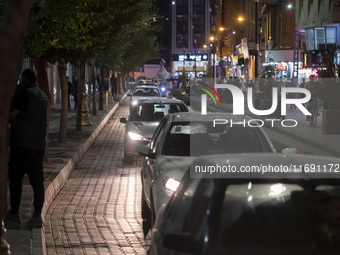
[45,102,150,254]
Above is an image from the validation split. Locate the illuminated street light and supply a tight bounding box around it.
[209,36,215,41]
[172,1,175,5]
[203,44,208,48]
[219,27,225,31]
[238,17,244,22]
[287,3,293,9]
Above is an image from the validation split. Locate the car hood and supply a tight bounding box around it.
[126,121,160,140]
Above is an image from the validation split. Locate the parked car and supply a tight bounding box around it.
[120,99,188,161]
[137,112,276,235]
[151,153,340,255]
[128,85,162,108]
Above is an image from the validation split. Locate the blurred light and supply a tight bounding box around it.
[131,101,138,106]
[165,178,180,192]
[287,3,293,9]
[248,196,253,202]
[161,87,166,92]
[269,184,286,196]
[172,1,175,5]
[128,132,146,141]
[203,44,208,48]
[209,36,215,41]
[238,17,244,22]
[219,27,225,31]
[232,31,236,34]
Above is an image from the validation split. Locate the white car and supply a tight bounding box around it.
[120,98,188,160]
[151,153,340,255]
[137,112,276,235]
[129,85,162,108]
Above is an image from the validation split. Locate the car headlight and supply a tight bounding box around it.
[164,178,180,192]
[161,87,166,92]
[128,132,146,141]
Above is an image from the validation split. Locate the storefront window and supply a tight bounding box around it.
[315,28,326,50]
[305,27,337,51]
[305,29,314,51]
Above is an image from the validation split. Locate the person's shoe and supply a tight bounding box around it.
[6,210,20,222]
[27,215,43,228]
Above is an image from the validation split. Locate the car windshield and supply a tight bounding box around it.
[162,122,272,156]
[133,87,160,97]
[214,183,340,254]
[130,103,187,122]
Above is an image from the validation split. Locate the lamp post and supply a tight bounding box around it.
[209,36,216,82]
[255,0,259,78]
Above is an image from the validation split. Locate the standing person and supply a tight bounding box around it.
[287,78,297,110]
[7,69,48,228]
[71,75,78,110]
[66,76,72,109]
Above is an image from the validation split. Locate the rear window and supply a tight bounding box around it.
[133,87,160,97]
[130,103,187,122]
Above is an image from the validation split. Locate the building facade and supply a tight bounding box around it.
[171,0,211,78]
[216,0,296,79]
[296,0,340,77]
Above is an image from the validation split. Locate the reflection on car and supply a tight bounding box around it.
[151,154,340,255]
[137,112,275,236]
[120,99,188,161]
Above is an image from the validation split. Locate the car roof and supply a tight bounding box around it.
[135,98,185,104]
[169,112,252,122]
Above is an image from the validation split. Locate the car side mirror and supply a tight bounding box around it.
[120,117,127,124]
[163,232,201,253]
[137,144,155,159]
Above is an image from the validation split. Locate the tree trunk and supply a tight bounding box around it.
[0,0,32,243]
[76,63,83,131]
[57,63,68,143]
[49,65,55,106]
[98,68,104,110]
[36,56,52,160]
[92,66,97,115]
[55,66,61,104]
[87,65,92,109]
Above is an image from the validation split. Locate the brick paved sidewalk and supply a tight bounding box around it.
[44,103,149,254]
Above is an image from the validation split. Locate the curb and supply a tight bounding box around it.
[36,94,127,255]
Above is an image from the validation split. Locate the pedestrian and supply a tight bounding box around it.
[287,78,297,110]
[7,68,48,228]
[72,76,78,110]
[66,76,72,109]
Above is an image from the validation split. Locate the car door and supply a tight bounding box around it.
[142,117,168,205]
